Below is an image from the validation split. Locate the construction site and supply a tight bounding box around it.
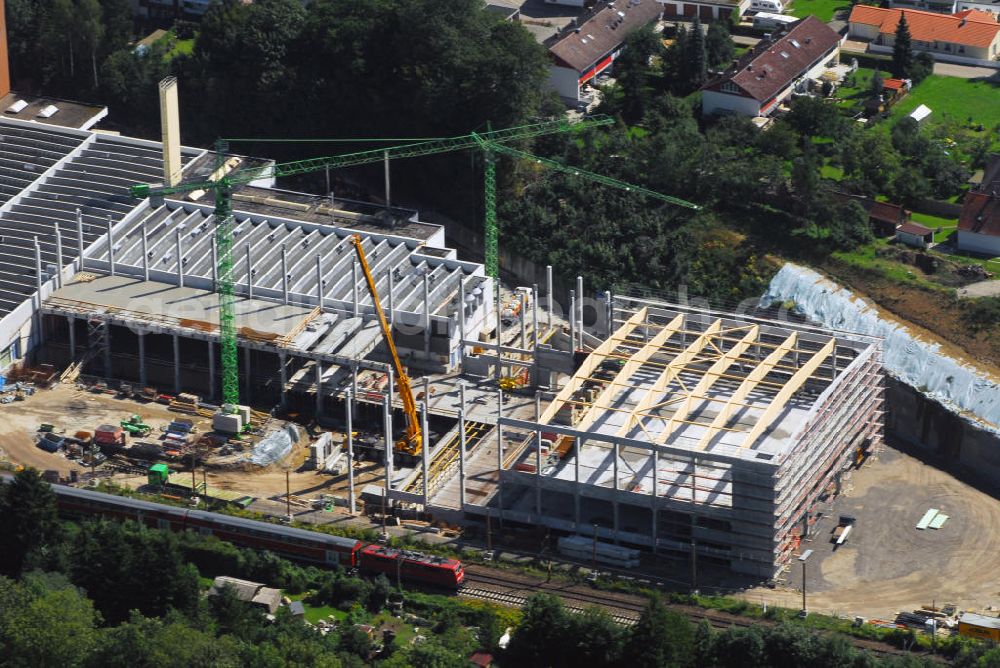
[0,72,892,584]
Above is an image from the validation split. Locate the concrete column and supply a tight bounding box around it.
[107,216,115,277]
[141,223,149,282]
[605,290,613,337]
[613,442,619,491]
[388,269,394,325]
[346,390,356,514]
[535,392,542,518]
[458,382,467,509]
[33,239,43,346]
[576,275,584,346]
[457,280,466,368]
[67,316,76,360]
[281,245,289,305]
[352,261,359,317]
[172,334,181,393]
[211,236,218,289]
[207,340,216,399]
[383,394,394,495]
[519,292,527,354]
[384,149,391,214]
[246,245,254,299]
[546,265,553,331]
[496,388,504,527]
[613,500,620,542]
[315,360,323,415]
[278,351,287,404]
[54,226,63,289]
[422,272,431,357]
[495,286,502,382]
[76,209,85,268]
[532,284,540,387]
[569,290,576,353]
[574,437,581,530]
[315,254,323,312]
[421,389,429,509]
[351,364,358,419]
[175,229,184,287]
[138,332,147,389]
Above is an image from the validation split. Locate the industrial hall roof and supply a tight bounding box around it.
[548,0,663,72]
[848,5,1000,48]
[702,16,841,103]
[537,300,875,463]
[0,118,201,318]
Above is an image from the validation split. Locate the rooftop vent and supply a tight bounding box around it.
[6,100,28,114]
[37,105,59,119]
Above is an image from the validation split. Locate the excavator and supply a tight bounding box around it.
[350,235,422,458]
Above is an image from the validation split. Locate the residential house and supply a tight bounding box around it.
[957,155,1000,254]
[955,0,1000,19]
[660,0,751,22]
[701,16,842,117]
[208,576,282,615]
[895,221,934,247]
[848,6,1000,65]
[545,0,663,102]
[833,192,911,236]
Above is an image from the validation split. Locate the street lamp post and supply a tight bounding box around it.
[799,549,813,617]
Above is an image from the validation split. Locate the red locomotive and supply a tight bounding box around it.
[359,544,464,588]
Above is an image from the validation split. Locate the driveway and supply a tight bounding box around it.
[932,62,1000,79]
[958,279,1000,298]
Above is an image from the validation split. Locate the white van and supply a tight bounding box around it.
[750,0,785,13]
[753,11,797,29]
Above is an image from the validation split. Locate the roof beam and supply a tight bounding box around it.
[654,325,760,444]
[616,318,722,439]
[573,313,684,432]
[740,337,835,450]
[695,331,799,451]
[539,306,648,424]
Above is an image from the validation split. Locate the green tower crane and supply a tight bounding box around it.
[131,116,620,406]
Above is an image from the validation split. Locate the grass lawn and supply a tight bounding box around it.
[911,211,957,231]
[820,163,843,180]
[788,0,851,21]
[893,75,1000,129]
[286,592,349,625]
[833,66,891,110]
[162,30,195,61]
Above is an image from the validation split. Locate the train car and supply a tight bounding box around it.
[48,482,362,567]
[358,545,464,589]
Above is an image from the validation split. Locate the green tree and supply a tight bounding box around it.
[622,595,694,668]
[615,23,666,123]
[78,0,106,89]
[892,13,914,78]
[0,574,99,668]
[0,468,59,575]
[705,21,735,69]
[685,17,708,90]
[791,142,822,216]
[503,593,573,667]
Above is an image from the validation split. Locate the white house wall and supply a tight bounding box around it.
[957,230,1000,255]
[547,65,583,101]
[702,90,762,116]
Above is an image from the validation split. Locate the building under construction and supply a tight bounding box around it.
[0,78,883,580]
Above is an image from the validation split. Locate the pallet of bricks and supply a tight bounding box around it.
[169,393,205,416]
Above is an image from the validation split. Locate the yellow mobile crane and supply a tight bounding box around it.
[350,234,422,458]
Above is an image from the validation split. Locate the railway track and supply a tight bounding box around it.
[460,566,946,662]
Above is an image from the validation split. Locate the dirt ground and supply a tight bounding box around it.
[745,445,1000,619]
[0,383,388,508]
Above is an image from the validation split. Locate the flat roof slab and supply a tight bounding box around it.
[47,274,314,338]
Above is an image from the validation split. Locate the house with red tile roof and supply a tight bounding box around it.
[701,16,842,117]
[848,5,1000,64]
[957,155,1000,255]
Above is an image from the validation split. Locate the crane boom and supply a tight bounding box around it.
[350,234,422,457]
[482,141,701,210]
[130,116,614,200]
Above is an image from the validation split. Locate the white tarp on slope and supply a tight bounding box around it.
[761,263,1000,432]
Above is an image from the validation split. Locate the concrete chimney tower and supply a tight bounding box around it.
[159,76,182,187]
[0,0,12,99]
